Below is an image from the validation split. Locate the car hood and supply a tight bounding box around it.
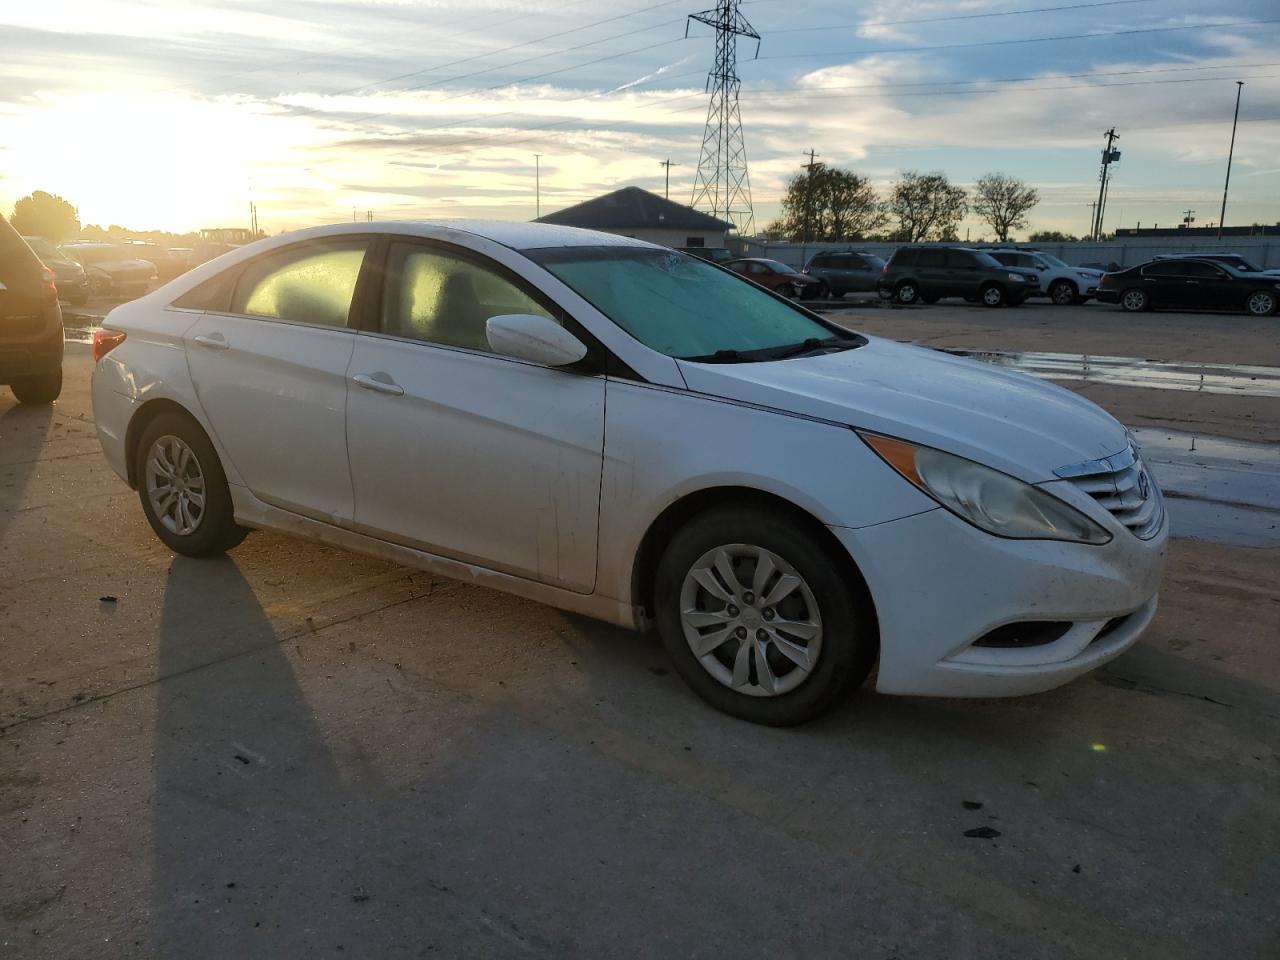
[1074,267,1103,278]
[676,335,1129,482]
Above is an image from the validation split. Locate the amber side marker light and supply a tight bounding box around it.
[92,329,127,362]
[860,432,924,488]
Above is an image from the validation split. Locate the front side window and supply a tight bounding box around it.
[1182,261,1226,279]
[231,240,368,327]
[945,250,979,268]
[529,246,844,360]
[917,250,947,268]
[382,242,555,351]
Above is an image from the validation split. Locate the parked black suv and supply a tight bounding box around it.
[803,250,886,297]
[1,214,64,404]
[878,246,1040,307]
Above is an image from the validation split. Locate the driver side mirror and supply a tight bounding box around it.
[486,313,588,368]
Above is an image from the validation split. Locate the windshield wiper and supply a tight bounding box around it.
[764,336,861,360]
[680,348,751,363]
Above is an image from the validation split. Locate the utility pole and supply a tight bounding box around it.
[1091,128,1120,241]
[1087,201,1097,238]
[688,0,761,234]
[534,154,542,219]
[800,149,822,267]
[1182,209,1196,229]
[659,159,680,199]
[1218,81,1244,241]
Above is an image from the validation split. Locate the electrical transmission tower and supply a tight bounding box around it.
[687,0,759,235]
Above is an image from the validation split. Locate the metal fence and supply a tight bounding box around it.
[732,236,1279,270]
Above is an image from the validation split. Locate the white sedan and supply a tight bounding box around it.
[90,221,1168,725]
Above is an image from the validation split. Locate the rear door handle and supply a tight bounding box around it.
[352,373,404,396]
[193,333,229,350]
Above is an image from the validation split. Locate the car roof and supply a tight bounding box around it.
[271,219,659,253]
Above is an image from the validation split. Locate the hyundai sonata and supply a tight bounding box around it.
[91,221,1167,724]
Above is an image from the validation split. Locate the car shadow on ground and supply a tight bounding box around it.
[0,400,54,547]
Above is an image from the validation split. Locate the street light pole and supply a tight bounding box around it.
[1217,81,1244,242]
[534,154,542,219]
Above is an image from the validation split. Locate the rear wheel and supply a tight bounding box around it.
[1048,280,1077,305]
[895,281,920,305]
[655,505,875,726]
[136,412,249,557]
[981,284,1006,308]
[9,369,62,405]
[1121,288,1150,312]
[1245,290,1277,317]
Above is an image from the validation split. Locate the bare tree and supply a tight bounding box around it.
[889,172,967,242]
[973,173,1040,241]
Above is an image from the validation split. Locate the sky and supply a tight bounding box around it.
[2,0,1277,239]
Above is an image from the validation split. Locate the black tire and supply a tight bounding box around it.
[654,504,875,726]
[980,284,1006,308]
[1048,280,1077,306]
[1245,289,1277,317]
[1120,287,1149,312]
[9,369,62,405]
[895,280,920,305]
[135,412,249,557]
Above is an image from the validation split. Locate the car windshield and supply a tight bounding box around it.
[1038,253,1070,268]
[529,246,855,361]
[23,237,58,259]
[1223,256,1262,271]
[67,245,128,264]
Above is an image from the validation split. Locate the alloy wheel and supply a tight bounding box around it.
[1050,282,1075,305]
[897,283,918,304]
[1122,289,1147,311]
[678,544,823,698]
[982,286,1003,306]
[1247,291,1276,316]
[145,435,207,535]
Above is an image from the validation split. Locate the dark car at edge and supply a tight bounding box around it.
[1097,257,1279,316]
[802,250,886,298]
[1,214,64,404]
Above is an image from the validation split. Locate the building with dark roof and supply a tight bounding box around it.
[535,186,733,249]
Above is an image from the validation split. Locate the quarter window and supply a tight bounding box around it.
[382,242,556,351]
[231,240,368,327]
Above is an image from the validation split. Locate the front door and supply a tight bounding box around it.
[345,240,605,593]
[185,237,369,524]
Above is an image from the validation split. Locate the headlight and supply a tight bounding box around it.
[859,432,1112,544]
[1007,272,1025,282]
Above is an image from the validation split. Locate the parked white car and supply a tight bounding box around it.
[90,222,1167,724]
[990,248,1104,305]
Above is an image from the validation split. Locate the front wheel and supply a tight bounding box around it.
[1048,280,1077,305]
[1121,288,1150,312]
[895,281,920,305]
[1245,290,1277,317]
[136,413,249,557]
[654,505,875,725]
[9,369,62,405]
[981,284,1006,307]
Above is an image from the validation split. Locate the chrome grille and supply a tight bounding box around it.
[1055,441,1163,539]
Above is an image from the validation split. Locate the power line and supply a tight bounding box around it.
[755,17,1280,61]
[768,0,1155,33]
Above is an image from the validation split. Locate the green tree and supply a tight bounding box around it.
[770,166,888,242]
[973,173,1040,241]
[889,172,967,242]
[1028,229,1079,242]
[11,191,80,243]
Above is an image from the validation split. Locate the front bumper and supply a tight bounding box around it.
[832,505,1168,697]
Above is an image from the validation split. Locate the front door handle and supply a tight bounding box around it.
[193,333,229,350]
[352,373,404,396]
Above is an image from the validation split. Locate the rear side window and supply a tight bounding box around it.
[891,249,918,267]
[171,269,240,312]
[1142,262,1186,278]
[918,250,947,268]
[231,240,368,327]
[946,250,981,268]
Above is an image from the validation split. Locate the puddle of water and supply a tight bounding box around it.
[940,348,1280,398]
[1131,427,1280,548]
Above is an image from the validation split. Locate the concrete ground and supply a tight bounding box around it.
[2,304,1278,958]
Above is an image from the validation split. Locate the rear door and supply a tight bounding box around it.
[184,237,370,524]
[916,249,949,294]
[344,239,605,593]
